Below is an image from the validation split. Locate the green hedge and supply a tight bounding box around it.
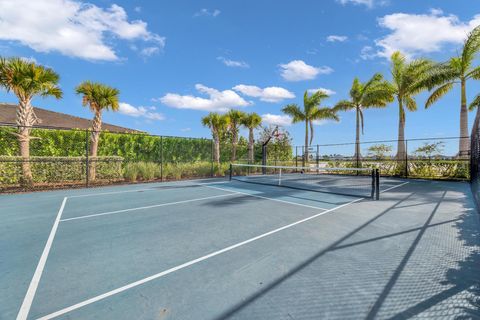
[0,156,123,185]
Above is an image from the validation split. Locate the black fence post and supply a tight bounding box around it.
[160,136,164,182]
[375,169,380,200]
[85,129,89,188]
[229,163,233,180]
[405,139,408,178]
[262,145,267,174]
[210,139,214,177]
[316,144,319,168]
[295,146,298,169]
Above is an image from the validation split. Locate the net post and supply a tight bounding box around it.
[160,136,164,182]
[210,139,214,178]
[229,163,233,181]
[375,169,380,200]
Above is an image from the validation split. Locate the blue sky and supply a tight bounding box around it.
[0,0,480,153]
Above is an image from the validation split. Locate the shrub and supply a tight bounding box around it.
[123,162,139,182]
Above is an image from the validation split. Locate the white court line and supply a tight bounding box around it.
[17,197,68,320]
[67,188,158,199]
[381,182,410,193]
[201,184,329,211]
[36,197,363,320]
[60,193,238,222]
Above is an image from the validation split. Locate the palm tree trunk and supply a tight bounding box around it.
[354,107,361,160]
[89,110,102,181]
[248,128,254,163]
[16,99,36,187]
[213,131,220,166]
[304,120,309,166]
[396,100,406,161]
[459,78,469,158]
[231,130,237,162]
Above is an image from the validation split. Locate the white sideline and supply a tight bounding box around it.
[381,182,409,193]
[36,197,363,320]
[17,197,68,320]
[60,193,238,222]
[201,184,329,211]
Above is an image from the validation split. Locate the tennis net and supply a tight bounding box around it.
[229,164,379,199]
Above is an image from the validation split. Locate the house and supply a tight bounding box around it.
[0,103,140,133]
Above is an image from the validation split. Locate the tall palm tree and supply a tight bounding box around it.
[226,109,246,162]
[241,112,262,163]
[423,25,480,158]
[0,57,62,186]
[76,81,120,181]
[282,91,339,165]
[388,51,433,160]
[334,74,394,159]
[202,112,229,166]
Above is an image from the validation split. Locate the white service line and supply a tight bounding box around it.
[60,193,238,222]
[67,188,158,199]
[201,184,329,211]
[17,197,68,320]
[381,182,410,193]
[36,197,363,320]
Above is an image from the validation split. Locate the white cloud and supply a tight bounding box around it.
[0,0,164,61]
[159,84,251,112]
[307,88,336,96]
[336,0,388,8]
[140,46,160,57]
[360,46,376,60]
[373,11,480,59]
[261,114,292,127]
[233,85,295,103]
[181,128,192,132]
[134,6,141,13]
[118,103,165,120]
[194,9,221,17]
[279,60,333,82]
[217,56,249,68]
[327,35,348,42]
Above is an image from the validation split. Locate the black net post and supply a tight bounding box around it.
[375,169,380,200]
[316,144,319,168]
[85,128,89,188]
[229,163,233,181]
[262,145,267,174]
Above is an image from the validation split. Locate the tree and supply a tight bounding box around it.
[424,25,480,158]
[0,57,62,186]
[413,142,444,158]
[388,51,433,160]
[367,144,393,159]
[282,91,339,165]
[76,81,120,181]
[201,112,229,166]
[241,112,262,163]
[226,109,246,162]
[334,74,393,158]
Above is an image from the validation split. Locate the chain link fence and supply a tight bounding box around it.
[0,124,214,192]
[294,136,470,181]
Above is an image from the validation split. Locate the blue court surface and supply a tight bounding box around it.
[2,177,480,319]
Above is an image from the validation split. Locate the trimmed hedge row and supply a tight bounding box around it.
[0,156,123,185]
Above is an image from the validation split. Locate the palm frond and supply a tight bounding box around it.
[467,66,480,80]
[333,100,355,111]
[405,96,417,112]
[425,82,454,108]
[469,94,480,111]
[281,103,305,123]
[462,25,480,66]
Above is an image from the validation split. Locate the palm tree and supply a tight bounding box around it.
[202,112,229,166]
[226,109,246,162]
[76,81,120,181]
[334,74,394,159]
[282,91,339,165]
[241,112,262,163]
[388,51,432,160]
[0,57,62,186]
[424,25,480,158]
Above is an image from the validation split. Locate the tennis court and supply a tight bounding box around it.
[2,170,480,319]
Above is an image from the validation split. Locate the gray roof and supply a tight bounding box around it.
[0,103,140,133]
